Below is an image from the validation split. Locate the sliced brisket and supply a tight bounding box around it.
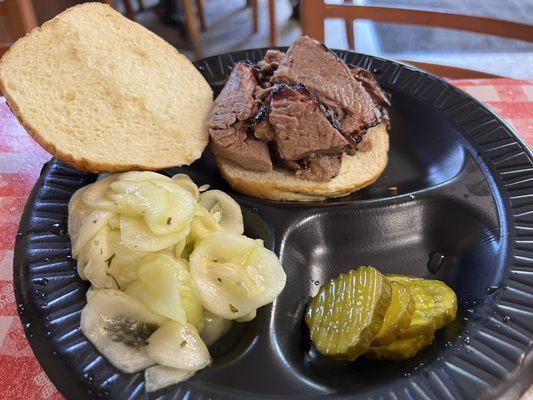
[350,67,390,108]
[253,120,275,141]
[272,36,381,141]
[208,62,273,172]
[269,84,348,161]
[257,49,285,81]
[210,123,272,172]
[282,154,342,182]
[207,37,390,183]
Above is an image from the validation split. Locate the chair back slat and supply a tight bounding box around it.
[322,5,533,43]
[300,1,533,78]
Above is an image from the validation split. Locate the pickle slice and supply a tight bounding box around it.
[371,281,415,346]
[305,267,392,361]
[365,334,434,360]
[388,275,457,339]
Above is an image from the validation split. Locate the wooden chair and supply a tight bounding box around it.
[180,0,260,60]
[0,0,37,56]
[107,0,206,59]
[300,1,533,79]
[107,0,155,21]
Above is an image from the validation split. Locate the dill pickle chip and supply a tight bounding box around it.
[371,281,415,346]
[387,275,457,339]
[365,334,434,360]
[305,266,392,361]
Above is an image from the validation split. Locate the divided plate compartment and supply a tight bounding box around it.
[13,50,533,400]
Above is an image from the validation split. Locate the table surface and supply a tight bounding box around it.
[0,78,532,399]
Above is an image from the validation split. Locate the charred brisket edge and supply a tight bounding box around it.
[269,82,358,149]
[250,104,271,126]
[349,63,392,128]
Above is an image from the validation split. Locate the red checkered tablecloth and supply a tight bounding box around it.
[0,79,532,399]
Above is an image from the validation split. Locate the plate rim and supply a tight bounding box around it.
[13,47,533,400]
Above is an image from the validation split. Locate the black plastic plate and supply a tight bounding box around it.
[13,49,533,400]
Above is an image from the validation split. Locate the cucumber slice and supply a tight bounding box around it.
[118,171,172,183]
[81,175,119,211]
[68,189,112,258]
[236,310,256,323]
[174,259,204,330]
[200,311,233,346]
[126,253,187,323]
[146,320,211,370]
[189,204,224,243]
[107,230,147,288]
[120,216,185,252]
[174,239,187,259]
[111,179,195,236]
[145,366,194,393]
[199,190,244,234]
[76,227,117,289]
[81,289,166,373]
[190,234,286,319]
[171,174,200,200]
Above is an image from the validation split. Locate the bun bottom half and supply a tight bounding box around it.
[215,123,389,201]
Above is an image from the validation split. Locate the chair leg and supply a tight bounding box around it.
[345,20,355,49]
[137,0,145,11]
[268,0,277,46]
[182,0,203,59]
[251,0,258,33]
[122,0,136,20]
[195,0,207,31]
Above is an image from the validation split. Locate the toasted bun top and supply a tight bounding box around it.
[0,3,213,172]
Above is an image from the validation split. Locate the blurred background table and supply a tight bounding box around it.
[0,77,531,399]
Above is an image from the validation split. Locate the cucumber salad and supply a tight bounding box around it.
[68,171,286,392]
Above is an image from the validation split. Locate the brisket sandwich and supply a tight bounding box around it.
[208,36,391,201]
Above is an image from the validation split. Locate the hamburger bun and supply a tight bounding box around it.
[0,3,213,172]
[216,123,389,201]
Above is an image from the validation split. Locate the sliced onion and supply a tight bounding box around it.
[81,289,166,373]
[146,320,211,371]
[199,190,244,234]
[189,234,286,319]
